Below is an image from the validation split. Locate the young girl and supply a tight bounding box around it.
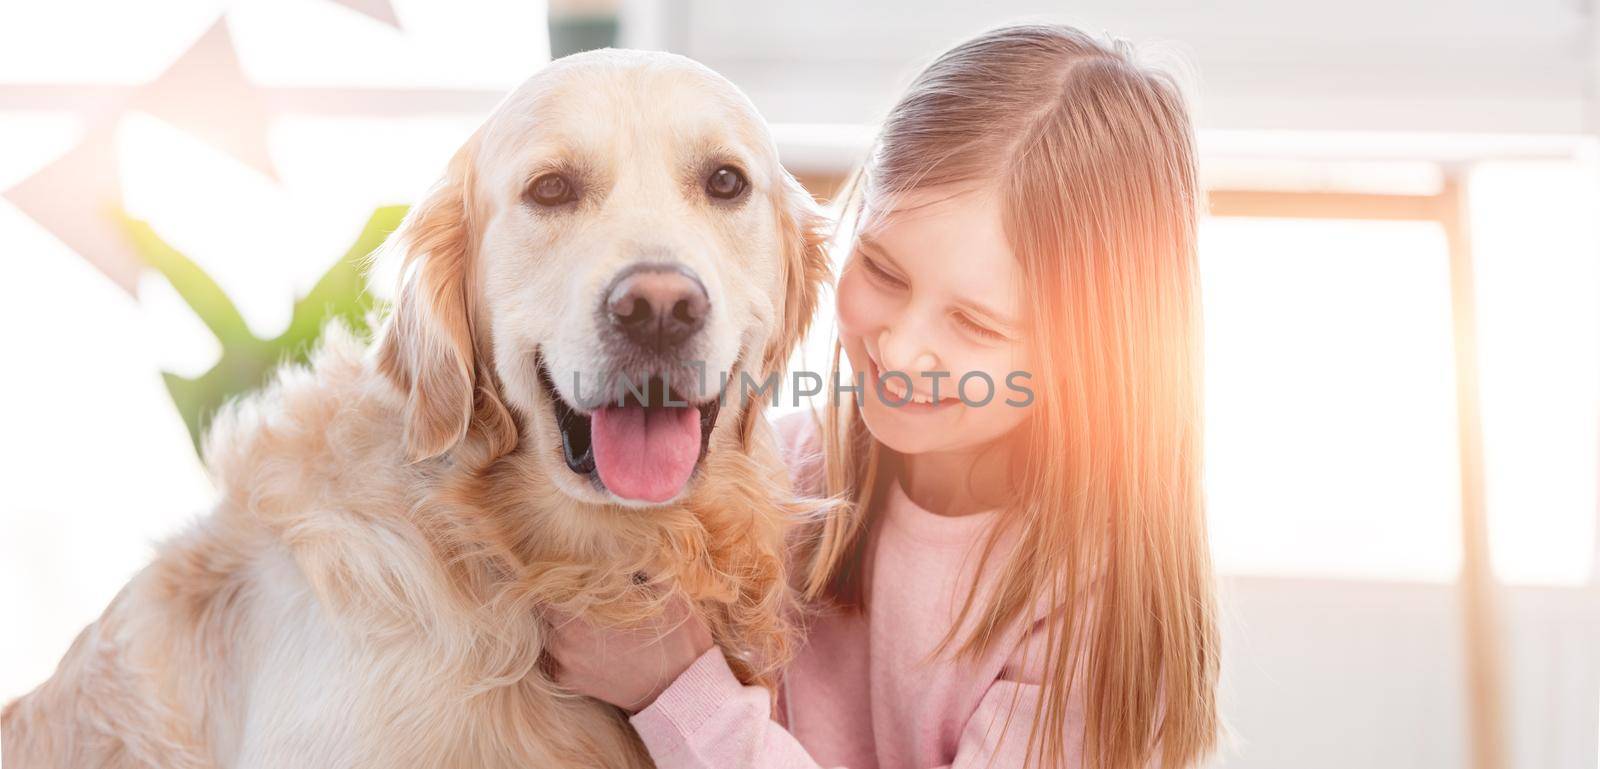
[549,24,1220,769]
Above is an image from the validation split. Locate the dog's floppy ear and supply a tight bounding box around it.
[761,171,832,376]
[378,132,515,462]
[741,172,832,447]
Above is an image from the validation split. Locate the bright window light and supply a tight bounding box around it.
[1470,161,1600,586]
[1201,216,1463,582]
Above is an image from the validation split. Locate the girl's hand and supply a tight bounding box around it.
[545,595,714,713]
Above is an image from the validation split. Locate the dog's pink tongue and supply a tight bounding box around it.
[590,403,701,503]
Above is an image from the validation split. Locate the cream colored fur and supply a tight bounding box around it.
[2,49,831,769]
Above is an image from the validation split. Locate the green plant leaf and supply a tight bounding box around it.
[124,215,254,347]
[124,206,407,456]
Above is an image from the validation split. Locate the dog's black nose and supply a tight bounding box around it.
[604,263,709,352]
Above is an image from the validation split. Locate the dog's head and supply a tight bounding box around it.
[378,49,829,507]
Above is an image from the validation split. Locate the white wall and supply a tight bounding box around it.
[635,0,1596,134]
[1216,578,1598,768]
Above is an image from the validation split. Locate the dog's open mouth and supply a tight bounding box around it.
[536,355,722,503]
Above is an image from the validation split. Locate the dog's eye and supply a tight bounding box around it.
[705,166,748,201]
[526,173,576,207]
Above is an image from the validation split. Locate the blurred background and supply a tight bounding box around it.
[1,1,1597,767]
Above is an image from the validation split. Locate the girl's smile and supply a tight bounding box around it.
[861,356,962,412]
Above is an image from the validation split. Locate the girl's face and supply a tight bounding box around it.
[837,186,1033,457]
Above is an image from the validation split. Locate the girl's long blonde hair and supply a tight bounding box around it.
[799,24,1220,769]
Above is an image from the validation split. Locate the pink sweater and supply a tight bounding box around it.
[628,412,1084,768]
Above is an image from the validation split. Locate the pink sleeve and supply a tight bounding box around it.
[948,681,1080,768]
[629,648,841,769]
[629,634,1083,769]
[948,617,1086,769]
[949,680,1051,768]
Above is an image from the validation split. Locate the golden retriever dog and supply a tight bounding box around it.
[3,48,829,768]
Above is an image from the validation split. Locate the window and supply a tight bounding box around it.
[1200,216,1463,582]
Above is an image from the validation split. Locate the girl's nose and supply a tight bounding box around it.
[876,323,939,375]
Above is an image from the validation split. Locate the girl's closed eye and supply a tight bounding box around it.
[859,254,907,289]
[953,312,1006,342]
